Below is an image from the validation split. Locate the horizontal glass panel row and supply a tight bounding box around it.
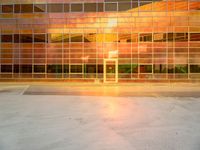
[1,33,199,43]
[0,64,198,74]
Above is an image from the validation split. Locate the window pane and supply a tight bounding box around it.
[97,3,104,12]
[70,65,82,73]
[85,65,96,73]
[34,65,45,73]
[1,65,12,73]
[49,34,63,43]
[174,33,188,42]
[21,4,33,13]
[2,5,13,13]
[64,4,70,12]
[119,34,131,43]
[14,65,19,73]
[119,64,131,73]
[140,65,152,73]
[190,65,200,73]
[48,4,63,12]
[84,3,96,12]
[20,34,33,43]
[105,3,117,11]
[34,4,46,12]
[63,34,70,43]
[20,65,32,73]
[34,34,46,43]
[153,64,167,73]
[140,33,152,42]
[118,2,132,11]
[132,64,138,73]
[71,34,83,42]
[64,65,69,73]
[153,33,167,42]
[14,34,20,43]
[14,4,20,13]
[190,33,200,41]
[1,35,13,43]
[71,3,83,12]
[175,65,188,73]
[168,65,174,73]
[47,65,62,73]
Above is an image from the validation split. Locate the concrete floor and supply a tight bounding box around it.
[0,83,200,150]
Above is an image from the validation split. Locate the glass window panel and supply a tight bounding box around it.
[97,3,104,12]
[84,33,96,42]
[119,34,131,43]
[190,65,200,73]
[71,34,83,42]
[2,5,13,13]
[34,34,46,43]
[190,33,200,41]
[49,34,63,43]
[140,65,152,73]
[47,65,62,73]
[175,33,188,42]
[48,4,63,13]
[168,65,174,73]
[14,65,19,73]
[1,65,12,73]
[20,34,33,43]
[63,34,70,43]
[105,33,118,42]
[85,65,96,73]
[34,4,46,12]
[64,65,69,73]
[70,65,83,73]
[153,33,167,42]
[153,64,167,73]
[20,65,32,73]
[34,65,45,73]
[132,64,138,73]
[71,3,83,12]
[14,4,20,13]
[167,33,174,42]
[118,2,132,11]
[105,3,117,12]
[140,33,152,42]
[98,65,103,73]
[1,35,13,43]
[21,4,33,13]
[175,64,188,74]
[14,34,20,43]
[84,3,96,12]
[118,64,131,73]
[132,2,138,9]
[64,4,70,12]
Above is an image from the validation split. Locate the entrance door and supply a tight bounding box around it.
[104,59,118,83]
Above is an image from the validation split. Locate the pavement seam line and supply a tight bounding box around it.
[20,85,30,95]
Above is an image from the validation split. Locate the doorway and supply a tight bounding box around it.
[103,59,118,83]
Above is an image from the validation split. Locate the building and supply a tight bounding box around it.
[0,0,200,83]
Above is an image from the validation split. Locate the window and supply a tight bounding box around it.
[21,4,33,13]
[14,65,19,73]
[34,4,46,12]
[49,34,63,43]
[1,35,13,43]
[2,5,13,13]
[190,65,200,73]
[47,65,62,73]
[175,65,188,73]
[118,65,131,73]
[20,34,33,43]
[140,33,152,42]
[14,4,20,13]
[14,34,20,43]
[71,3,83,12]
[153,64,167,73]
[140,65,152,73]
[190,33,200,41]
[64,4,70,12]
[98,65,103,73]
[174,33,188,42]
[119,34,131,43]
[48,4,63,13]
[34,65,45,73]
[132,64,138,73]
[64,65,69,73]
[97,3,104,12]
[84,3,96,12]
[167,33,174,42]
[118,2,132,11]
[105,33,118,42]
[20,65,32,73]
[1,65,12,73]
[168,65,174,73]
[71,34,83,42]
[70,65,82,73]
[105,3,117,12]
[153,33,167,42]
[63,34,70,43]
[34,34,46,43]
[85,65,96,73]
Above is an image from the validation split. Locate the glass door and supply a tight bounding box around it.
[104,59,118,83]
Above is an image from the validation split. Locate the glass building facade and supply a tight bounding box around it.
[0,0,200,82]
